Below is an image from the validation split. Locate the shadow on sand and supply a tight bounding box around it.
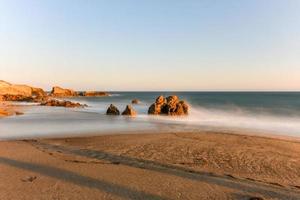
[0,156,167,200]
[30,141,300,200]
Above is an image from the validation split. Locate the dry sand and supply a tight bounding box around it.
[0,131,300,200]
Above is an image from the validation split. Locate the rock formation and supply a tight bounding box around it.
[148,95,189,116]
[106,104,120,115]
[0,81,109,102]
[81,91,109,97]
[122,105,137,116]
[0,94,34,102]
[148,95,166,115]
[0,80,46,99]
[0,80,11,88]
[32,87,46,97]
[40,99,85,108]
[50,86,77,97]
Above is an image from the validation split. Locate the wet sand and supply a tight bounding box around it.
[0,131,300,199]
[0,102,23,117]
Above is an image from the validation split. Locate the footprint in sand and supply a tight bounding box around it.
[21,176,37,182]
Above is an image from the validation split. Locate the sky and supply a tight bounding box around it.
[0,0,300,91]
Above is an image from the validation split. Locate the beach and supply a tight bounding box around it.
[0,131,300,200]
[2,1,300,199]
[1,90,300,199]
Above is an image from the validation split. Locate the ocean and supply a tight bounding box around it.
[1,92,300,140]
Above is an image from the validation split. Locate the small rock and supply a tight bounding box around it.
[249,197,264,200]
[131,99,140,104]
[106,104,120,115]
[21,176,37,182]
[15,111,24,115]
[122,105,137,116]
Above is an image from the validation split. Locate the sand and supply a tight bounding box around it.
[0,131,300,200]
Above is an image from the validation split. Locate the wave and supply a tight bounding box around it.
[134,105,300,136]
[2,98,299,140]
[70,100,300,136]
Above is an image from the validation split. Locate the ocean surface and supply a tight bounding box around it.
[1,92,300,140]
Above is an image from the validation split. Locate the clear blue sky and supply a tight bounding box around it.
[0,0,299,91]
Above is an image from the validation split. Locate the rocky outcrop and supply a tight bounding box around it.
[80,91,109,97]
[0,80,11,88]
[32,87,46,97]
[0,80,46,98]
[40,99,85,108]
[0,81,109,102]
[131,99,140,104]
[0,94,34,102]
[0,81,33,97]
[50,86,77,97]
[148,95,189,116]
[0,80,46,103]
[122,105,137,116]
[106,104,120,115]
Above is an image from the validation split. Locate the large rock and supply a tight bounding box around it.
[50,86,77,97]
[0,80,11,88]
[148,95,189,116]
[106,104,120,115]
[0,80,46,101]
[122,105,137,116]
[32,87,46,97]
[0,81,35,97]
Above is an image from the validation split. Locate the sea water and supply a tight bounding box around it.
[0,92,300,140]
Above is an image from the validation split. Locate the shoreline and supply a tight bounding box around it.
[4,123,300,143]
[1,130,300,199]
[1,102,300,142]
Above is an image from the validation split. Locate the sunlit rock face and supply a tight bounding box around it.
[0,80,46,100]
[122,105,137,116]
[50,86,77,97]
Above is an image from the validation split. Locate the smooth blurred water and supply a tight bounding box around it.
[1,92,300,140]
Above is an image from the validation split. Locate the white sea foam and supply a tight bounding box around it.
[1,97,300,140]
[134,105,300,136]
